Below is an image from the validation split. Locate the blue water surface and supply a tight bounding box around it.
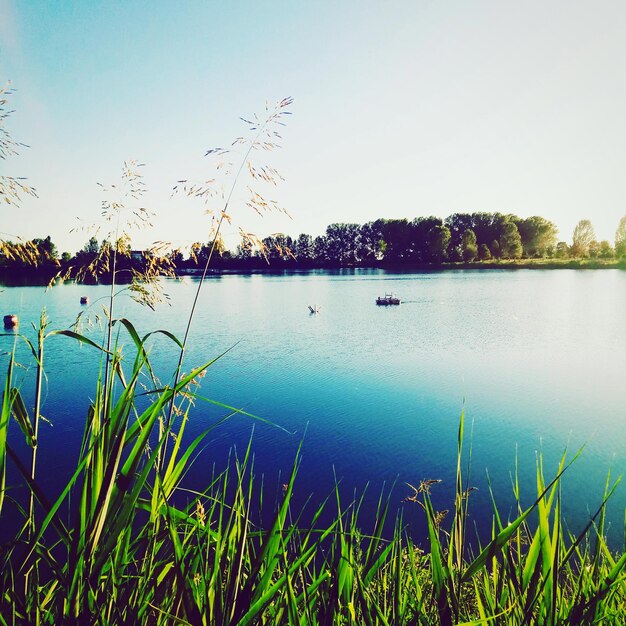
[1,269,624,544]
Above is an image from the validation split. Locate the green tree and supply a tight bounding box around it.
[571,219,595,257]
[84,236,99,255]
[615,215,626,257]
[294,233,314,261]
[518,216,558,257]
[189,240,223,266]
[73,236,100,265]
[32,235,57,260]
[478,243,492,260]
[599,240,614,259]
[261,234,294,263]
[555,241,570,258]
[379,219,414,262]
[324,223,361,265]
[471,212,507,248]
[428,223,451,263]
[235,242,252,260]
[499,221,523,259]
[358,220,385,262]
[445,213,475,251]
[313,235,328,263]
[409,217,449,263]
[168,249,184,267]
[461,228,478,262]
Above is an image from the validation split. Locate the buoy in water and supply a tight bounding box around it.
[3,314,18,328]
[80,296,89,305]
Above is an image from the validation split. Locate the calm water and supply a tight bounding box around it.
[1,269,625,542]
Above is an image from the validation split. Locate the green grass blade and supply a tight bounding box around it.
[0,354,15,516]
[462,451,581,584]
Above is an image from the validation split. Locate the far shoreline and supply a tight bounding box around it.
[174,257,626,276]
[1,257,626,287]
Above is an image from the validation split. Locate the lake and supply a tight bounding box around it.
[1,269,625,544]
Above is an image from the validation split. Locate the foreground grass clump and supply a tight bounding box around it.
[0,319,625,625]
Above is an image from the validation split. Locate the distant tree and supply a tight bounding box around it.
[445,213,475,251]
[598,240,614,259]
[555,241,570,258]
[313,236,328,264]
[262,233,294,263]
[356,224,373,261]
[84,236,100,255]
[478,243,492,260]
[324,223,361,265]
[499,221,523,259]
[61,251,72,263]
[518,216,558,257]
[32,235,57,260]
[409,217,450,263]
[73,235,100,265]
[261,235,279,261]
[461,228,478,262]
[188,242,204,265]
[359,220,385,262]
[471,212,507,248]
[294,233,314,262]
[571,219,595,257]
[427,223,451,263]
[168,249,184,267]
[588,240,600,259]
[448,244,463,262]
[188,240,226,266]
[379,219,413,262]
[490,239,500,259]
[277,234,295,260]
[615,216,626,257]
[235,242,252,260]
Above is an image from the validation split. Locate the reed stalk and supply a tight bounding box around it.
[163,97,294,453]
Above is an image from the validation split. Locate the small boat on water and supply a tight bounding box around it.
[3,314,18,328]
[80,296,89,305]
[376,293,401,306]
[308,304,320,314]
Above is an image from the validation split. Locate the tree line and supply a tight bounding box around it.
[183,212,626,269]
[2,213,626,281]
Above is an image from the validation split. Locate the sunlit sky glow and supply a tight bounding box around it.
[2,0,626,253]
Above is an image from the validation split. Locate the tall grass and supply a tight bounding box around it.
[0,327,624,625]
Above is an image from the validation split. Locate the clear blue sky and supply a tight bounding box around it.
[2,0,626,253]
